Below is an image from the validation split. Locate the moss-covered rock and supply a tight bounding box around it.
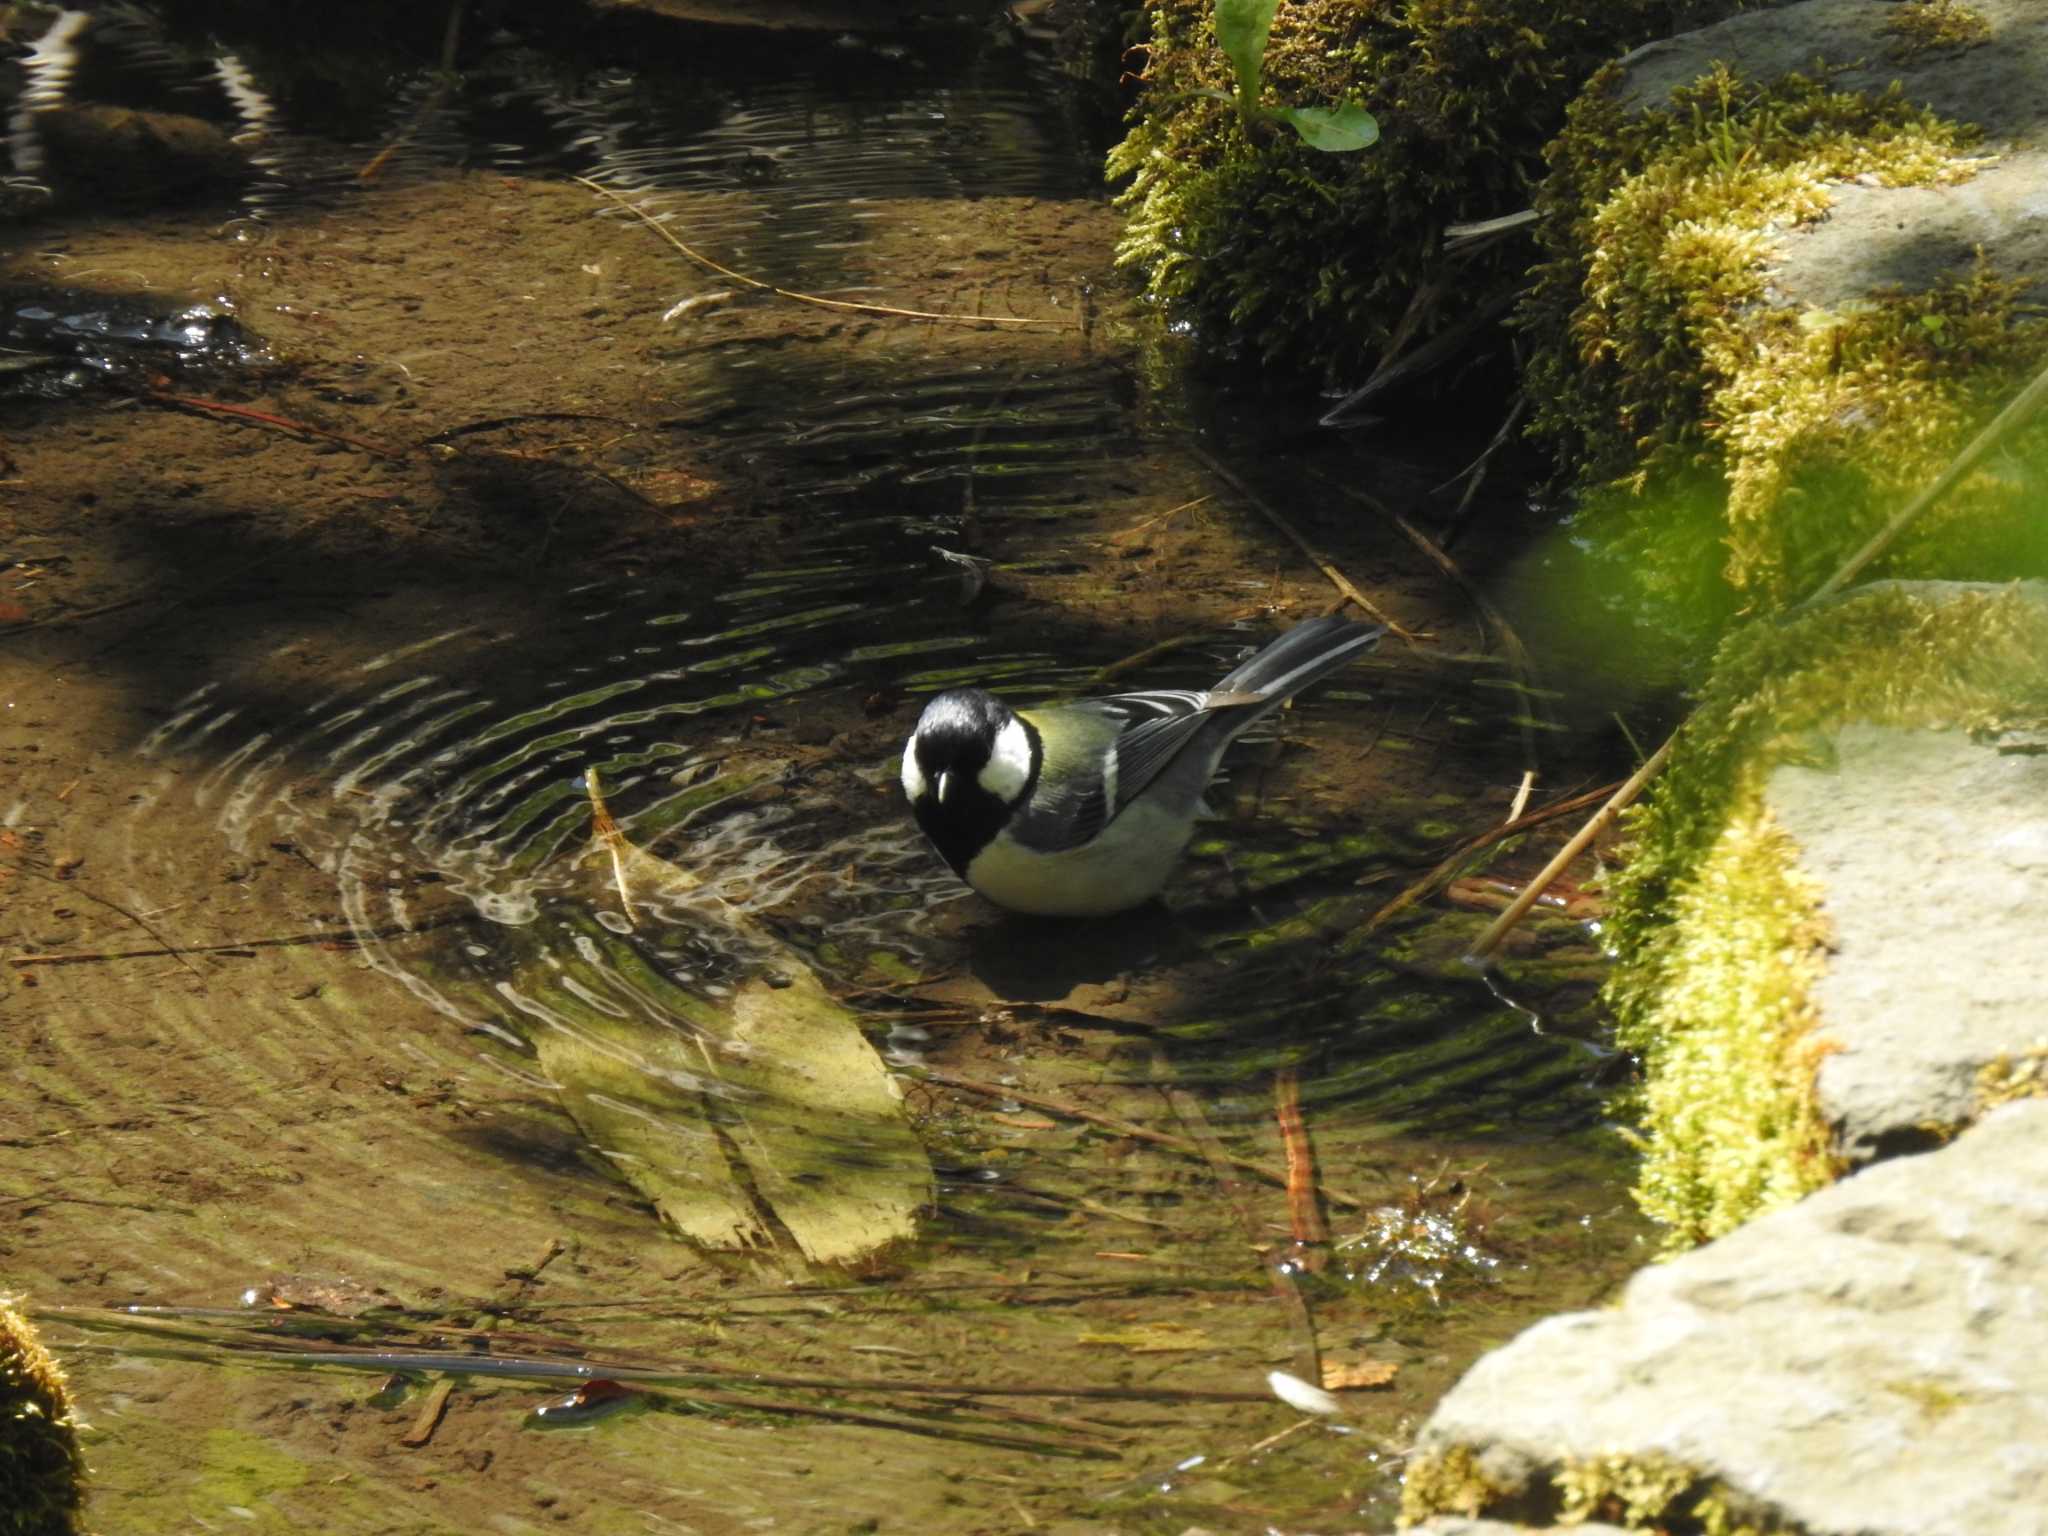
[1107,0,1745,384]
[1522,45,2048,612]
[1602,581,2048,1247]
[2,1299,84,1536]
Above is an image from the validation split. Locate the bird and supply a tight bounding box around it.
[900,614,1384,916]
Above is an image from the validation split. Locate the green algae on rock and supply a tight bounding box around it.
[1107,0,1745,383]
[1521,59,2048,611]
[1600,582,2048,1248]
[1,1299,84,1536]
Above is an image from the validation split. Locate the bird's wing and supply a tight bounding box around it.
[1085,687,1263,809]
[1006,690,1263,854]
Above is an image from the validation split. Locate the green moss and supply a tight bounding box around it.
[1108,0,1746,383]
[1524,62,2048,609]
[1402,1445,1796,1531]
[1604,583,2048,1248]
[1977,1044,2048,1113]
[1398,1444,1511,1525]
[1,1299,84,1536]
[1882,0,1993,60]
[1557,1452,1790,1535]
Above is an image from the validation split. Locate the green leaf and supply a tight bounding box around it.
[1215,0,1279,108]
[1274,103,1381,153]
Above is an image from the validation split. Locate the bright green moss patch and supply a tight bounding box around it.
[1523,62,2048,608]
[1616,803,1836,1247]
[1604,583,2048,1247]
[2,1299,84,1536]
[1108,0,1744,382]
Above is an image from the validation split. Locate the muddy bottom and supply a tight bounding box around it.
[2,20,1646,1535]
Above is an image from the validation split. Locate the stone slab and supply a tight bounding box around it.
[1413,1100,2048,1536]
[1769,721,2048,1161]
[1616,0,2048,308]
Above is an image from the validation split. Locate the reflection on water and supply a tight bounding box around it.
[10,7,1648,1532]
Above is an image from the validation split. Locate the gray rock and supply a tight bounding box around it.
[1616,0,2048,308]
[1770,719,2048,1162]
[1412,1100,2048,1536]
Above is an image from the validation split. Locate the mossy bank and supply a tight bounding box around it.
[1601,581,2048,1248]
[1521,22,2048,628]
[1106,0,1746,384]
[2,1300,84,1536]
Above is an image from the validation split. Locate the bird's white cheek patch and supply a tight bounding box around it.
[901,748,928,803]
[977,716,1033,802]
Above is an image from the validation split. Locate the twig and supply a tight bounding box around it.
[1190,445,1421,641]
[633,1382,1117,1459]
[1106,494,1211,547]
[1363,778,1620,932]
[400,1377,454,1447]
[584,769,638,926]
[1090,633,1209,686]
[1466,735,1675,964]
[1802,350,2048,608]
[1317,471,1547,813]
[3,862,204,982]
[1216,1414,1320,1470]
[1318,285,1519,427]
[1505,768,1535,824]
[573,176,1064,329]
[1273,1069,1327,1261]
[10,913,470,967]
[421,412,633,446]
[1434,390,1529,550]
[144,391,405,459]
[926,1068,1367,1211]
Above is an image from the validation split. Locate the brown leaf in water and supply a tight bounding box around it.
[1321,1358,1399,1391]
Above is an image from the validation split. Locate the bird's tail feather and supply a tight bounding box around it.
[1214,614,1384,704]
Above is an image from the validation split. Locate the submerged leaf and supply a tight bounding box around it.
[512,773,933,1269]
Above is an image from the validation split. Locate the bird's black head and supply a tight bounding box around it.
[902,688,1036,876]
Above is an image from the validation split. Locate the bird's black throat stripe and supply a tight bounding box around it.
[913,714,1041,877]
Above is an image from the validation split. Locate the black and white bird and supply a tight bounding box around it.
[900,615,1384,915]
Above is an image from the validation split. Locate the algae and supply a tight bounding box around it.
[1,1300,83,1536]
[1602,583,2048,1247]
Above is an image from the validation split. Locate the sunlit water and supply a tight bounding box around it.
[7,9,1648,1532]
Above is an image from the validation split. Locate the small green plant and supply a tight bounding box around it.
[1202,0,1378,152]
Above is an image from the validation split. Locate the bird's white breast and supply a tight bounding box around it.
[964,794,1196,916]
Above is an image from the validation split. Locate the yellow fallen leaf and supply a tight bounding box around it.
[1322,1358,1399,1391]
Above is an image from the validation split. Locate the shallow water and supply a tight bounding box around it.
[2,8,1646,1532]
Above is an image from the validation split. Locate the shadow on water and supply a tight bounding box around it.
[2,8,1651,1533]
